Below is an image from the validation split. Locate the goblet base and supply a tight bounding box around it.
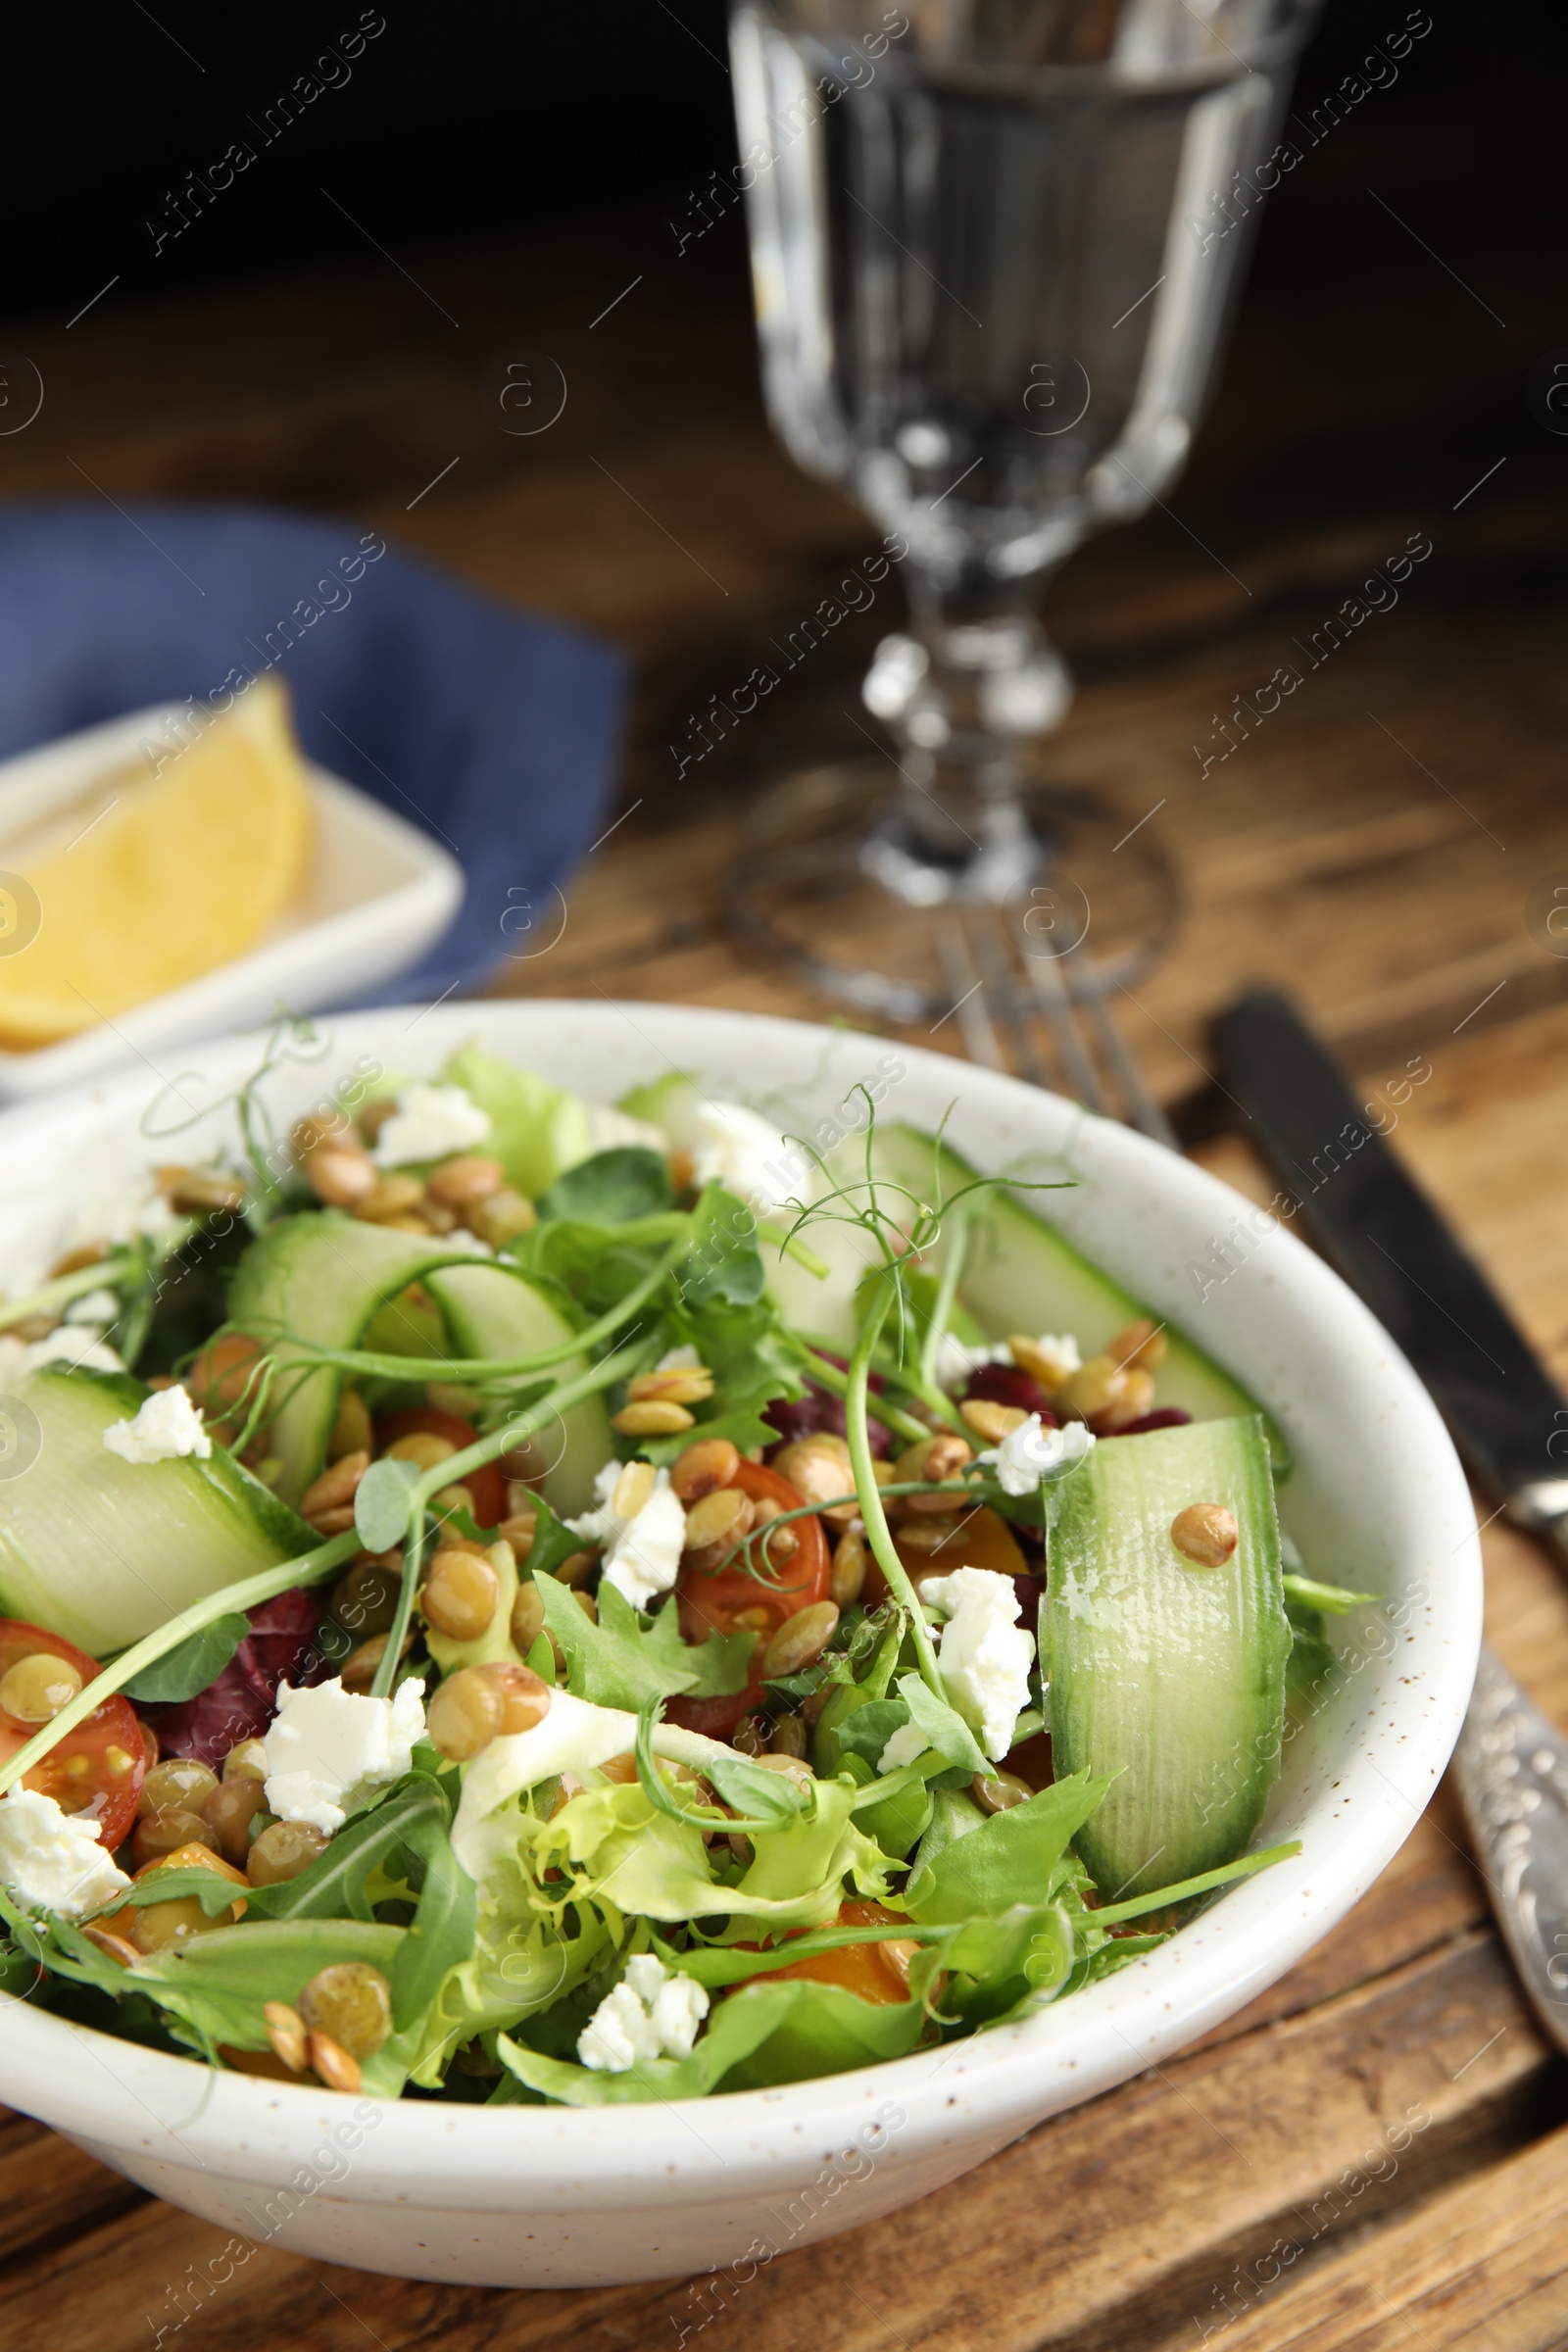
[729,759,1178,1026]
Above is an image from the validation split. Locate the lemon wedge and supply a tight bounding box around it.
[0,676,312,1048]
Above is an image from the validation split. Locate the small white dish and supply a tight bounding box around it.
[0,703,463,1102]
[0,1002,1483,2285]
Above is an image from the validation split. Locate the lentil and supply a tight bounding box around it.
[1170,1502,1240,1567]
[247,1821,330,1886]
[421,1547,500,1642]
[137,1758,218,1819]
[426,1153,506,1207]
[299,1961,393,2059]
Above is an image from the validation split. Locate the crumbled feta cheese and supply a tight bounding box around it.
[688,1098,800,1215]
[10,1328,125,1380]
[567,1461,688,1612]
[577,1980,660,2072]
[655,1344,702,1373]
[919,1566,1036,1761]
[431,1226,493,1256]
[374,1082,492,1167]
[63,1289,122,1328]
[978,1414,1095,1497]
[0,1787,130,1918]
[102,1383,211,1464]
[934,1336,1012,1394]
[565,1459,624,1547]
[60,1181,179,1255]
[578,1953,710,2072]
[263,1677,426,1836]
[877,1719,929,1776]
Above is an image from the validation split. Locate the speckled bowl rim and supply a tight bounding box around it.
[0,1001,1481,2206]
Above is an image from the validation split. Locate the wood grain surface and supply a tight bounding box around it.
[2,85,1566,2352]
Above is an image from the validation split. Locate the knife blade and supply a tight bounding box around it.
[1215,989,1568,1556]
[1215,988,1568,2051]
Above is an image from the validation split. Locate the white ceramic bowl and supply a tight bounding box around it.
[0,1001,1481,2287]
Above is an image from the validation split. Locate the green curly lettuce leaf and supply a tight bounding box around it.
[499,1974,928,2104]
[535,1575,756,1708]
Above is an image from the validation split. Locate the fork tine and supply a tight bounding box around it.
[1064,945,1179,1148]
[1022,941,1111,1113]
[968,914,1051,1087]
[936,919,1004,1069]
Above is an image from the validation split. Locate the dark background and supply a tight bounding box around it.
[8,2,1559,323]
[7,0,1562,593]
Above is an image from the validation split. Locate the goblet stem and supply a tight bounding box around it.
[859,571,1074,906]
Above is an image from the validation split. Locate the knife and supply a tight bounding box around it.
[1215,987,1568,2055]
[1215,990,1568,1554]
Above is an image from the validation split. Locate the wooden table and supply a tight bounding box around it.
[5,120,1568,2350]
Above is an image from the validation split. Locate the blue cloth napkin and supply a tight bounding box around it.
[0,500,627,1000]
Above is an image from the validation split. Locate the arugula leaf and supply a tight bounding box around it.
[911,1786,987,1886]
[698,1748,810,1829]
[850,1760,935,1862]
[896,1671,988,1777]
[522,1491,597,1584]
[538,1148,672,1226]
[940,1899,1077,1998]
[104,1867,249,1917]
[390,1825,477,2031]
[121,1613,250,1703]
[812,1610,907,1775]
[510,1212,683,1304]
[680,1182,765,1306]
[906,1770,1115,1925]
[534,1574,755,1708]
[242,1781,449,1922]
[639,1295,805,1466]
[633,1699,806,1834]
[121,1917,407,2060]
[499,1974,925,2104]
[835,1698,910,1772]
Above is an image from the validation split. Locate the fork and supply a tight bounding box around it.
[935,910,1178,1148]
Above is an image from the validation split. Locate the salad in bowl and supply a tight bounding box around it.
[0,1016,1367,2112]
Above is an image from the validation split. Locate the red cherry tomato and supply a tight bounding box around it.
[372,1406,508,1531]
[0,1619,146,1852]
[667,1460,831,1739]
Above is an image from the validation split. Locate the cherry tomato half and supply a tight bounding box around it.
[667,1459,831,1739]
[0,1619,146,1851]
[372,1406,508,1531]
[735,1901,917,2007]
[863,1503,1028,1608]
